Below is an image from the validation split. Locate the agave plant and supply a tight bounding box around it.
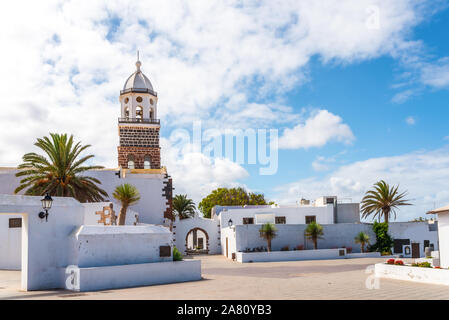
[15,133,107,202]
[354,231,370,253]
[113,184,141,225]
[304,222,324,250]
[259,223,277,252]
[361,180,412,224]
[173,194,196,219]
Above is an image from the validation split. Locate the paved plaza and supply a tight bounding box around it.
[1,255,449,300]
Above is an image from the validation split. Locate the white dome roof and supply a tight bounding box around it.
[122,61,154,93]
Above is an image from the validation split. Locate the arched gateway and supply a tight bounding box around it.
[185,227,209,254]
[172,216,220,255]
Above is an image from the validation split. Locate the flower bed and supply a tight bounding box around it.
[375,259,449,286]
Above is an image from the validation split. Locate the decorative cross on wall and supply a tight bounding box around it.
[95,203,117,225]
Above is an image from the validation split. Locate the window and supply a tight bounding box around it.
[305,216,316,224]
[149,109,154,120]
[9,218,22,228]
[275,216,286,224]
[326,197,335,204]
[144,155,151,169]
[136,96,143,103]
[243,217,254,225]
[136,106,143,120]
[150,98,154,105]
[127,155,135,169]
[124,107,129,119]
[124,97,129,104]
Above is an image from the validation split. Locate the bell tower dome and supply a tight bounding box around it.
[118,56,160,169]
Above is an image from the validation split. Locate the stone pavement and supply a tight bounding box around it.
[1,255,449,300]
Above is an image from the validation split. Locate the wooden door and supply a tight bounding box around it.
[411,243,420,258]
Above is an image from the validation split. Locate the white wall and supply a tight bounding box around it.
[236,248,347,263]
[82,202,139,226]
[221,226,237,258]
[230,222,438,255]
[72,225,172,267]
[0,214,22,270]
[437,213,449,268]
[67,260,201,292]
[173,216,221,254]
[79,170,168,225]
[0,168,169,225]
[0,194,85,291]
[0,195,190,292]
[389,221,439,253]
[219,205,335,227]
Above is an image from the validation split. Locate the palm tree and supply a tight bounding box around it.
[259,223,277,252]
[354,232,370,253]
[173,194,196,219]
[113,184,140,225]
[361,180,412,224]
[305,222,324,250]
[15,133,107,202]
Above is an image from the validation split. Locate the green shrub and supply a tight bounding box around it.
[412,261,432,268]
[367,222,394,254]
[173,246,183,261]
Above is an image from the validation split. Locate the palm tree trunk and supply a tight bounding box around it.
[267,238,271,252]
[361,243,365,253]
[384,210,389,224]
[118,204,128,226]
[313,238,317,250]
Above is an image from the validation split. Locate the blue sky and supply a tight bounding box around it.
[1,1,449,221]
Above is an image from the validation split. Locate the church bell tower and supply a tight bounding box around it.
[118,57,160,169]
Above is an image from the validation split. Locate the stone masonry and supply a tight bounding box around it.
[118,124,161,169]
[119,126,159,148]
[117,146,160,169]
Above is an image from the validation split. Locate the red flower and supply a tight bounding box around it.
[394,260,404,265]
[387,258,395,264]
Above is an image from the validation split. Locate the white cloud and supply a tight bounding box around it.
[406,116,416,125]
[160,138,249,203]
[392,89,415,104]
[273,147,449,221]
[278,110,355,149]
[0,0,442,199]
[420,57,449,89]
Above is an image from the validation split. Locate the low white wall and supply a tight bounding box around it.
[375,263,449,286]
[346,252,381,258]
[236,248,347,263]
[232,222,438,255]
[63,260,202,292]
[72,225,172,268]
[0,214,22,270]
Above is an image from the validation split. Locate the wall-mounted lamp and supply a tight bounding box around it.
[228,219,233,227]
[38,193,53,222]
